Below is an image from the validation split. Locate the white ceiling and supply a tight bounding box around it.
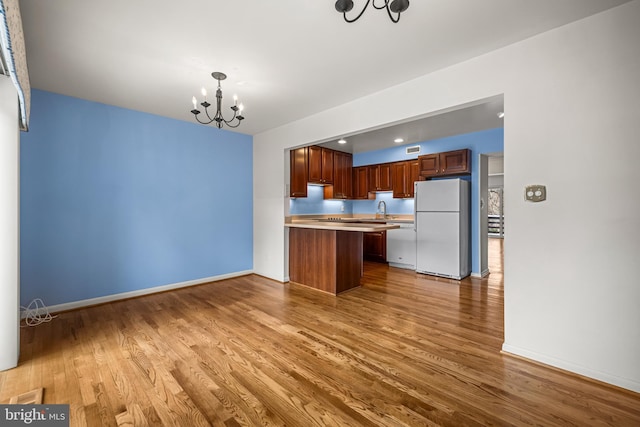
[19,0,631,150]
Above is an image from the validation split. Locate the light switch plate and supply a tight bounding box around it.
[525,185,546,202]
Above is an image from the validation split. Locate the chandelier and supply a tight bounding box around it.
[190,72,245,129]
[335,0,409,23]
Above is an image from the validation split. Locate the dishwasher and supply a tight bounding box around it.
[386,222,416,270]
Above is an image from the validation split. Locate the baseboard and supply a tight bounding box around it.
[501,343,640,394]
[28,270,253,316]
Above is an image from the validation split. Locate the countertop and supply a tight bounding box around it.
[285,220,400,233]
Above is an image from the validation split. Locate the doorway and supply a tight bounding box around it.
[479,153,504,277]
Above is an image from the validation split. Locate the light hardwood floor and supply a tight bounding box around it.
[1,238,639,426]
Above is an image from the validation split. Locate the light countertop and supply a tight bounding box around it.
[285,220,400,233]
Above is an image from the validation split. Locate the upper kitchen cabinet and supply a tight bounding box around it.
[352,166,370,199]
[392,159,420,198]
[308,146,334,185]
[367,163,392,192]
[419,149,470,179]
[290,147,308,198]
[324,151,353,199]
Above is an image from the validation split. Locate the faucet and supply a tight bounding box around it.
[377,200,387,219]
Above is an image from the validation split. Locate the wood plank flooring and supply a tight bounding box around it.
[2,238,639,426]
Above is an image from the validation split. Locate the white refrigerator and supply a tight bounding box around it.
[414,178,470,279]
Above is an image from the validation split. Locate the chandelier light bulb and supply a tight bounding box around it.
[192,96,197,109]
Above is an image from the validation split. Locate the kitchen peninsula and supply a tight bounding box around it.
[285,220,399,295]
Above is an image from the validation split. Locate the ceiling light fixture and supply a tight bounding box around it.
[335,0,409,24]
[338,139,347,144]
[497,111,505,119]
[394,138,404,143]
[190,72,245,129]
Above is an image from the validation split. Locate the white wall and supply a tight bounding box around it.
[0,76,20,371]
[253,1,640,392]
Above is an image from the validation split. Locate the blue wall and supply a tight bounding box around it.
[20,90,253,306]
[290,127,504,274]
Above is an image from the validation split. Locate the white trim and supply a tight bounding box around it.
[502,344,640,393]
[471,268,490,278]
[30,270,253,316]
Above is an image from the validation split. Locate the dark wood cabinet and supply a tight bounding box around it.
[308,146,334,184]
[352,166,370,199]
[367,163,392,192]
[392,159,420,198]
[419,149,470,178]
[363,231,387,263]
[289,147,308,198]
[324,151,352,199]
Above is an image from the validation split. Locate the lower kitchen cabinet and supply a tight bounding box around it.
[363,230,387,263]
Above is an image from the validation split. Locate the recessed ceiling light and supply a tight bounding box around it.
[394,138,404,143]
[338,139,347,144]
[497,112,505,119]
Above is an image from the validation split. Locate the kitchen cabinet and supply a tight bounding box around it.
[363,230,387,263]
[308,146,334,184]
[352,166,370,199]
[392,159,420,198]
[324,150,352,199]
[367,163,392,192]
[290,147,308,198]
[419,149,470,178]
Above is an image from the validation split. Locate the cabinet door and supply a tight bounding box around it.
[321,148,334,184]
[419,149,471,178]
[408,159,420,197]
[367,165,379,192]
[326,151,352,199]
[392,161,409,198]
[379,163,392,191]
[440,149,469,175]
[307,146,324,184]
[419,153,440,177]
[290,147,308,198]
[363,231,387,263]
[352,166,369,199]
[392,160,420,198]
[367,163,392,192]
[308,146,334,184]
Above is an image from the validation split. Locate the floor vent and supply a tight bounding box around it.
[406,146,420,154]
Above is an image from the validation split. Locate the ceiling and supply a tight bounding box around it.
[320,96,504,153]
[19,0,631,151]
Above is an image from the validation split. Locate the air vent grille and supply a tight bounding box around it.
[406,146,420,154]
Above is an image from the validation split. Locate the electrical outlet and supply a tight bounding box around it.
[525,185,546,202]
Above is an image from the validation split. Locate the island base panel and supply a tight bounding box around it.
[289,228,363,294]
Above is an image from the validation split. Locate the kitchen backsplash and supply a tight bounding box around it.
[289,186,413,215]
